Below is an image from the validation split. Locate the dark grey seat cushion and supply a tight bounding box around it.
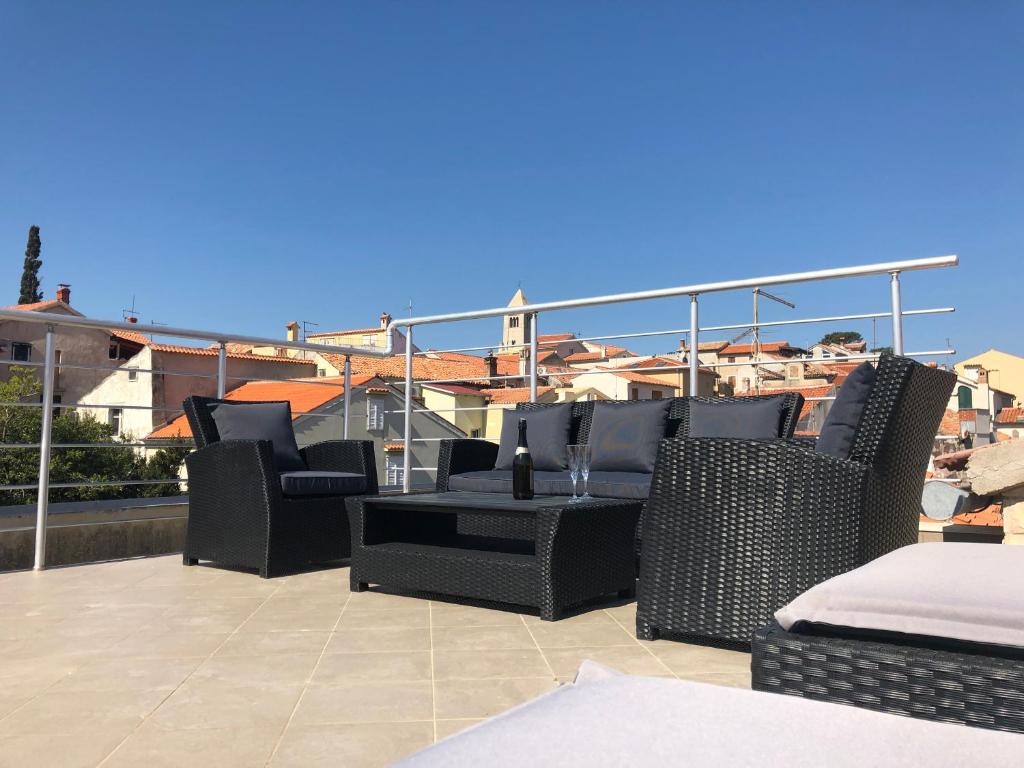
[816,361,877,458]
[279,471,367,497]
[494,404,573,472]
[209,401,305,471]
[447,470,652,500]
[688,397,788,439]
[588,400,671,473]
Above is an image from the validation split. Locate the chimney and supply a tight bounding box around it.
[127,316,138,324]
[56,284,71,304]
[380,312,392,329]
[484,350,498,381]
[286,321,300,343]
[978,368,988,384]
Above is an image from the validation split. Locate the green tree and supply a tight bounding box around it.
[18,225,43,304]
[820,331,863,346]
[870,346,894,356]
[0,367,189,506]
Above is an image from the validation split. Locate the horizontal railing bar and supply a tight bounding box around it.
[410,307,955,356]
[386,406,497,414]
[0,478,185,491]
[410,468,438,472]
[389,256,958,329]
[0,308,386,358]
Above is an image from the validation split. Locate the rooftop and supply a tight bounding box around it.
[0,556,747,767]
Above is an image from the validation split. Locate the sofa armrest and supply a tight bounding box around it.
[301,440,378,494]
[436,439,500,491]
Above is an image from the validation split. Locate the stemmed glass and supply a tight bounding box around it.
[578,444,593,500]
[567,445,583,502]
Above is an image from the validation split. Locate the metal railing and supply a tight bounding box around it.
[385,256,959,491]
[0,308,389,570]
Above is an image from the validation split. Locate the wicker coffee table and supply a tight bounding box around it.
[346,492,642,620]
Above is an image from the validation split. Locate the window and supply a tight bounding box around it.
[741,377,750,390]
[385,454,405,486]
[726,356,736,364]
[957,385,973,410]
[822,351,831,359]
[470,429,481,438]
[109,408,123,436]
[362,334,377,348]
[11,342,31,362]
[651,390,663,400]
[366,400,384,430]
[317,367,326,377]
[127,367,138,382]
[509,317,519,329]
[629,388,639,401]
[727,376,736,387]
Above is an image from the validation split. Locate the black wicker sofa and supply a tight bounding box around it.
[435,393,805,551]
[182,395,378,578]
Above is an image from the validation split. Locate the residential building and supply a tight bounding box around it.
[300,312,412,354]
[78,341,316,443]
[945,366,1015,444]
[1,285,148,406]
[955,349,1024,406]
[145,375,466,485]
[563,369,676,403]
[994,408,1024,442]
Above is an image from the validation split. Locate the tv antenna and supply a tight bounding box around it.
[752,288,796,394]
[122,295,139,321]
[300,320,319,342]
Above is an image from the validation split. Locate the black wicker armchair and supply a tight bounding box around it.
[435,394,805,554]
[182,396,378,578]
[636,355,956,646]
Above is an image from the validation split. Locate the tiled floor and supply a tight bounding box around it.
[0,556,750,767]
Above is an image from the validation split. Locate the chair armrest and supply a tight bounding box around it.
[300,440,378,494]
[184,439,282,536]
[642,438,872,621]
[436,439,500,491]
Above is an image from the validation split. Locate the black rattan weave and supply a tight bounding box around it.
[347,492,641,620]
[182,396,377,578]
[752,621,1024,734]
[635,355,956,646]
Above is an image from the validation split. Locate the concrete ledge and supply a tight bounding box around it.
[0,497,188,572]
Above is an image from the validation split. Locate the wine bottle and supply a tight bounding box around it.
[512,418,534,500]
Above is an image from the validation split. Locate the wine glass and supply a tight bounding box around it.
[567,445,582,502]
[579,444,593,500]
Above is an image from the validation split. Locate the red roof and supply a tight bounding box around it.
[383,443,405,451]
[996,407,1024,425]
[565,352,604,362]
[482,387,554,404]
[150,343,312,365]
[938,410,962,436]
[737,384,835,420]
[1,299,77,313]
[719,341,803,357]
[147,375,373,439]
[423,383,487,396]
[610,371,675,387]
[537,333,576,343]
[111,329,151,346]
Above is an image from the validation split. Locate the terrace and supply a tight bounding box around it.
[0,255,990,766]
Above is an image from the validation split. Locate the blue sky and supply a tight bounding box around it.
[1,3,1020,361]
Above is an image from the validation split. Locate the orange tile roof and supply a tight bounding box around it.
[938,409,961,436]
[323,352,516,383]
[306,327,385,338]
[1,299,69,312]
[609,371,676,387]
[996,407,1024,425]
[565,352,604,362]
[537,333,576,343]
[147,375,373,439]
[111,329,152,346]
[150,343,314,365]
[951,501,1003,527]
[737,384,834,420]
[383,442,405,451]
[719,341,803,356]
[481,387,554,404]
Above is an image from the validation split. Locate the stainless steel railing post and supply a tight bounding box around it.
[216,342,227,397]
[529,313,538,402]
[343,355,352,439]
[889,272,904,355]
[688,295,699,396]
[403,327,414,493]
[33,326,57,571]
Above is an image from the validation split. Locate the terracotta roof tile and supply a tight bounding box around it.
[111,329,151,346]
[719,341,803,356]
[150,343,313,365]
[146,376,373,439]
[938,409,962,436]
[383,442,405,451]
[481,387,554,404]
[996,407,1024,425]
[609,371,675,387]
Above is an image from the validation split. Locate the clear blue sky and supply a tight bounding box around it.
[1,3,1020,361]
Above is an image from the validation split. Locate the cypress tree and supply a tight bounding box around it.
[18,225,43,304]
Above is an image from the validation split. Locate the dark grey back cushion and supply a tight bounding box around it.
[688,397,788,439]
[494,404,573,472]
[589,400,671,473]
[209,401,305,472]
[816,361,877,459]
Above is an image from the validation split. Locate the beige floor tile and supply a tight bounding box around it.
[146,681,303,731]
[102,723,280,768]
[311,651,431,684]
[191,653,321,686]
[0,688,167,737]
[326,627,430,653]
[523,609,619,625]
[526,621,635,648]
[433,719,484,741]
[681,671,752,688]
[336,606,430,629]
[542,645,674,677]
[0,727,136,768]
[240,604,344,632]
[432,648,552,680]
[344,590,430,612]
[429,605,525,627]
[215,630,331,657]
[431,625,536,651]
[433,678,557,719]
[270,722,434,768]
[50,657,202,692]
[107,629,231,658]
[291,681,433,725]
[646,642,751,675]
